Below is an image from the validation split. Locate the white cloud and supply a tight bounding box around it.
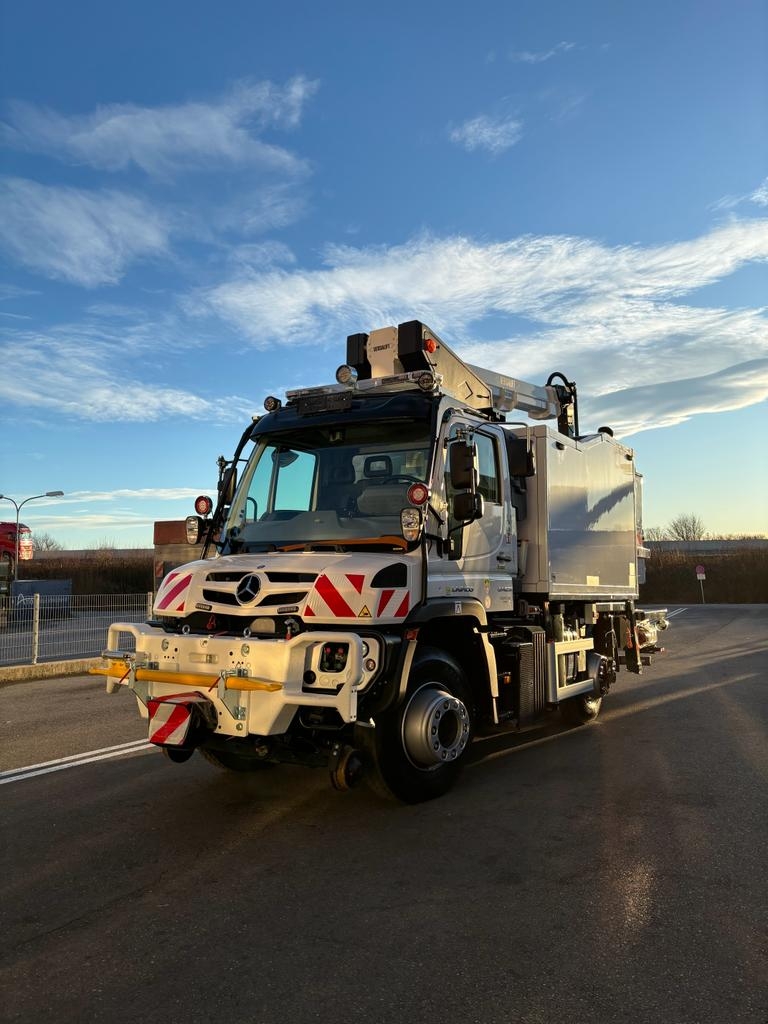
[220,184,307,236]
[200,220,768,340]
[751,178,768,207]
[585,359,768,436]
[1,78,318,179]
[0,323,256,422]
[196,219,768,435]
[711,176,768,211]
[509,41,574,63]
[226,241,296,270]
[0,178,169,286]
[60,488,209,503]
[449,114,523,154]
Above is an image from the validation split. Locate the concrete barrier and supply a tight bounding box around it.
[0,657,102,686]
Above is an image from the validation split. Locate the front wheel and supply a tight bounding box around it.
[560,692,602,726]
[357,648,473,803]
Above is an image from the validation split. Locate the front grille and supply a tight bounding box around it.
[257,591,309,606]
[266,571,318,584]
[205,571,250,583]
[202,590,240,606]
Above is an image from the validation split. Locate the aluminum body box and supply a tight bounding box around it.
[514,426,639,600]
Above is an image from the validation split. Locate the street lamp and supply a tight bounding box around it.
[0,491,64,582]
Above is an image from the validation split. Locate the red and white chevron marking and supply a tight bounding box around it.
[303,572,410,620]
[147,696,195,746]
[155,571,193,612]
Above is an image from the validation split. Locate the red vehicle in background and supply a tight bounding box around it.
[0,522,33,577]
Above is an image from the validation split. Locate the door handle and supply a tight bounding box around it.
[496,555,513,562]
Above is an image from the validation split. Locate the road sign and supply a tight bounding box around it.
[695,564,706,603]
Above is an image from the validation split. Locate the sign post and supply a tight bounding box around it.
[695,564,706,604]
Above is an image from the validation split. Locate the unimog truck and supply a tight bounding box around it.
[97,320,667,802]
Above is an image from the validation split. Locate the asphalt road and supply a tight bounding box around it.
[1,605,766,1024]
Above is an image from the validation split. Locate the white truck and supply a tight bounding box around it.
[97,320,667,802]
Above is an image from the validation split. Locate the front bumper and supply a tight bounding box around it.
[94,622,378,737]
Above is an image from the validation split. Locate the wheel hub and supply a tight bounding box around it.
[401,685,470,768]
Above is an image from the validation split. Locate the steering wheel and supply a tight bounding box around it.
[376,475,421,485]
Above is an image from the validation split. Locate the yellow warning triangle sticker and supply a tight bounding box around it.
[358,605,371,618]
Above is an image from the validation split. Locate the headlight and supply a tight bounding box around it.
[400,507,422,542]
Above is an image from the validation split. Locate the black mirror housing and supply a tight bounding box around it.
[218,466,237,505]
[449,441,476,490]
[453,491,484,523]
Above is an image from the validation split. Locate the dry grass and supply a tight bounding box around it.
[22,547,768,603]
[640,549,768,604]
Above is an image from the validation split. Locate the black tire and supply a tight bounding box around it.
[560,692,602,726]
[356,647,473,804]
[198,747,274,772]
[162,746,195,764]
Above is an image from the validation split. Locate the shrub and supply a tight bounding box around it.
[20,552,153,594]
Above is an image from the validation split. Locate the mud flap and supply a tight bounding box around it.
[622,602,643,675]
[147,691,217,747]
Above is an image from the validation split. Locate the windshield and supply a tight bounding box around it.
[222,420,432,552]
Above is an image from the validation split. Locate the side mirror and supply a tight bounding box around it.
[449,441,476,490]
[218,466,237,505]
[507,436,536,477]
[453,492,484,523]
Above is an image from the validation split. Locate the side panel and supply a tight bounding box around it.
[517,427,639,599]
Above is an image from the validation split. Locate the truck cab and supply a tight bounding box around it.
[0,522,32,578]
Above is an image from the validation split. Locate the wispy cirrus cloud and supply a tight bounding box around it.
[585,358,768,436]
[0,318,255,422]
[448,114,523,154]
[711,176,768,212]
[0,177,169,286]
[0,77,319,179]
[58,488,209,504]
[509,41,574,63]
[196,219,768,435]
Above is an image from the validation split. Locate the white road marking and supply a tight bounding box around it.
[0,739,154,786]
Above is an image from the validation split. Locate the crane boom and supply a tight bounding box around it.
[345,320,576,434]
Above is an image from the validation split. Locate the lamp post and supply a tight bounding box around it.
[0,491,64,581]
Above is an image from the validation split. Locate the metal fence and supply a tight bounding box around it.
[0,593,153,666]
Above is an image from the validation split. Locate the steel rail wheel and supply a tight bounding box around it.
[198,747,274,771]
[560,692,602,726]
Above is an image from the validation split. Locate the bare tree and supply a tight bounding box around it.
[643,525,668,541]
[33,531,64,551]
[667,513,706,541]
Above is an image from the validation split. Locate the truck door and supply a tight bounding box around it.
[428,421,516,611]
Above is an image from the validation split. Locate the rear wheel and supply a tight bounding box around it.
[560,692,602,726]
[357,648,473,803]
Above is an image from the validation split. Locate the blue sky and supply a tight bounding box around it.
[1,0,766,547]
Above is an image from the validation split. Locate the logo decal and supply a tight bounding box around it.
[359,605,371,618]
[236,574,262,605]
